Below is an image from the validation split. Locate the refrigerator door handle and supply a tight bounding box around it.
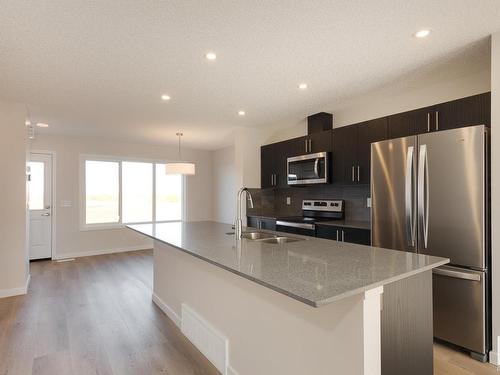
[433,267,481,282]
[405,146,415,246]
[418,144,429,249]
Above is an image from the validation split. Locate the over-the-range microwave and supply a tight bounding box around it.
[287,152,329,185]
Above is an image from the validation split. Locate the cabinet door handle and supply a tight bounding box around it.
[352,166,355,182]
[341,230,345,242]
[308,139,312,153]
[357,165,360,182]
[271,175,273,186]
[305,139,308,153]
[336,230,339,241]
[273,174,276,186]
[427,113,430,132]
[435,111,439,131]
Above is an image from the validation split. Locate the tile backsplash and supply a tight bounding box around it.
[247,184,371,222]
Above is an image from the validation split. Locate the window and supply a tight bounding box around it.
[82,157,184,228]
[155,164,182,221]
[85,161,120,224]
[28,161,45,210]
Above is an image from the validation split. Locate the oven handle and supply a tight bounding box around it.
[276,221,315,230]
[314,158,319,177]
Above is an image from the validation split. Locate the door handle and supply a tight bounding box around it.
[435,111,439,131]
[405,146,416,246]
[418,144,429,249]
[433,266,481,282]
[427,113,430,132]
[41,213,50,217]
[357,165,360,182]
[352,166,355,182]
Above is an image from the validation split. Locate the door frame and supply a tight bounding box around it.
[30,150,57,260]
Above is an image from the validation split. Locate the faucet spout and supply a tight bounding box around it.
[235,187,254,239]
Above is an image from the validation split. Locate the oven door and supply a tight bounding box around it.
[276,221,315,236]
[287,152,328,185]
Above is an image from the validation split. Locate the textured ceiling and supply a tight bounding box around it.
[1,0,499,150]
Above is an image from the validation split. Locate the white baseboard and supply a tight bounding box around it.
[54,245,150,260]
[0,274,31,299]
[226,365,240,375]
[152,292,181,328]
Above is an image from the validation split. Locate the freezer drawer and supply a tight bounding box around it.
[433,266,486,355]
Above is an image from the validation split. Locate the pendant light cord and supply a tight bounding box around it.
[176,132,183,160]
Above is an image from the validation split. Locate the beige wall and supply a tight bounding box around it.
[490,32,500,364]
[212,145,236,224]
[268,44,491,143]
[0,100,29,295]
[31,134,213,258]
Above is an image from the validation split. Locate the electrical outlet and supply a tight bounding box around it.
[367,197,371,208]
[286,197,291,205]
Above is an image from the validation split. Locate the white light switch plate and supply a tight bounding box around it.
[61,200,72,207]
[286,197,291,205]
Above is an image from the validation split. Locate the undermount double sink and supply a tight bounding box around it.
[241,231,304,244]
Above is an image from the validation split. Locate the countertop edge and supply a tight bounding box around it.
[127,225,449,308]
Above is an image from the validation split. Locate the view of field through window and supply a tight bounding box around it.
[85,160,182,225]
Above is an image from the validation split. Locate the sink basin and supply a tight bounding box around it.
[241,232,276,240]
[259,236,304,244]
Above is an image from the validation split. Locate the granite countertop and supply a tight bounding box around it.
[127,221,448,308]
[316,220,371,230]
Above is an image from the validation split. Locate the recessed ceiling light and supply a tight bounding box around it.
[161,94,171,101]
[238,110,246,116]
[415,29,431,38]
[298,83,308,90]
[36,123,49,128]
[206,52,217,61]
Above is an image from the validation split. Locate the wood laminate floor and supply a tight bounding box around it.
[0,250,498,375]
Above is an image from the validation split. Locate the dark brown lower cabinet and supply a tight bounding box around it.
[315,225,371,245]
[247,217,276,231]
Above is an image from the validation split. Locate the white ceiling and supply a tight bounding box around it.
[1,1,499,150]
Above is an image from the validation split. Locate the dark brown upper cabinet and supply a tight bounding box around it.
[293,130,333,155]
[261,142,282,188]
[433,92,491,131]
[333,118,387,185]
[387,92,490,138]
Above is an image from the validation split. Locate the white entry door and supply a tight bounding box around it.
[28,153,53,260]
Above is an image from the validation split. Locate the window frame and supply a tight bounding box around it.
[79,154,186,231]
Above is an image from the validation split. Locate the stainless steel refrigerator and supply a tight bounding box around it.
[371,125,490,361]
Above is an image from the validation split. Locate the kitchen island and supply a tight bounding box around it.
[128,221,448,375]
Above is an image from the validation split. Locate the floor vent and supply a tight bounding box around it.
[181,303,228,374]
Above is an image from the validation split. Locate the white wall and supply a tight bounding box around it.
[490,32,500,365]
[31,134,213,259]
[212,146,236,224]
[268,43,491,143]
[0,100,29,297]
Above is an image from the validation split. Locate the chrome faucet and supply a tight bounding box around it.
[235,187,254,239]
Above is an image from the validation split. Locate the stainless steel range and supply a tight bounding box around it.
[276,199,344,236]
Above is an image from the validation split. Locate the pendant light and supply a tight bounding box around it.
[165,132,196,175]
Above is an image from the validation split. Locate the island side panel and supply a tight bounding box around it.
[153,240,368,375]
[381,270,433,375]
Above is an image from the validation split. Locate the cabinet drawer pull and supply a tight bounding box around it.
[352,166,355,182]
[336,230,339,241]
[341,230,345,242]
[435,111,439,131]
[427,113,430,132]
[305,139,308,152]
[357,165,360,182]
[308,139,312,153]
